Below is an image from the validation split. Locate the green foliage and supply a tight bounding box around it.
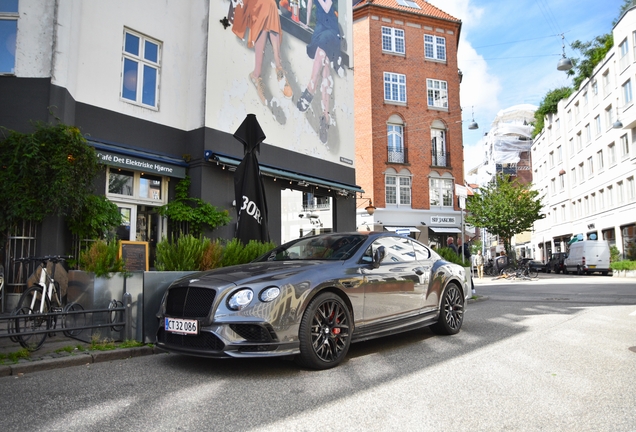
[155,234,210,271]
[569,34,614,90]
[220,238,277,267]
[610,245,621,263]
[67,194,122,240]
[157,176,231,236]
[79,240,126,278]
[610,260,636,271]
[466,174,544,256]
[200,240,224,270]
[436,247,466,266]
[470,239,483,255]
[532,87,573,137]
[0,123,100,240]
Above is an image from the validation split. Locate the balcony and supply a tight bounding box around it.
[431,150,449,167]
[388,146,408,164]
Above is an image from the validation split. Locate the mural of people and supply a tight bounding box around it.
[229,0,293,105]
[296,0,341,144]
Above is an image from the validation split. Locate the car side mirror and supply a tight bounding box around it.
[372,246,386,269]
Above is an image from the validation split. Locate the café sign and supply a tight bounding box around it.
[431,216,456,224]
[96,150,186,178]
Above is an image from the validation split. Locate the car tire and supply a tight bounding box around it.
[296,292,352,370]
[546,267,551,274]
[431,283,464,336]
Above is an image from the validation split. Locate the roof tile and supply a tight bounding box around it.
[353,0,460,23]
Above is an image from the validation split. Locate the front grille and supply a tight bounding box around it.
[239,345,278,352]
[230,324,277,342]
[157,328,224,350]
[166,286,216,318]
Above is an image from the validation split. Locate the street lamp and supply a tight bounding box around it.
[557,34,573,71]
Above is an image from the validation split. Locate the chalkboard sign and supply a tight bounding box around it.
[119,241,149,271]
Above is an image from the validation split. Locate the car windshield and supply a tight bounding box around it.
[257,234,367,261]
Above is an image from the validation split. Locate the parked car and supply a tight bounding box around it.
[156,232,471,369]
[564,240,611,275]
[528,259,547,273]
[547,252,567,274]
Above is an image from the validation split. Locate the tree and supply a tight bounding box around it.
[568,33,614,91]
[532,87,573,137]
[465,175,544,256]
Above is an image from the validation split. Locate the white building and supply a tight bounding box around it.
[531,6,636,261]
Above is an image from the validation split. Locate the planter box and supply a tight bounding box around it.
[612,270,636,278]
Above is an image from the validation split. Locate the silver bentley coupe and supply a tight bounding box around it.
[156,232,470,369]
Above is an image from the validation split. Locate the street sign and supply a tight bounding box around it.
[395,228,410,236]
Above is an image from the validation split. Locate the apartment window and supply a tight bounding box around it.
[585,123,591,143]
[571,201,576,219]
[568,138,574,154]
[559,172,565,191]
[619,38,630,70]
[591,193,596,213]
[577,199,583,217]
[587,156,594,177]
[121,29,161,108]
[426,79,448,108]
[608,185,614,206]
[431,128,447,166]
[583,92,588,114]
[594,115,601,136]
[567,110,572,129]
[387,122,405,163]
[576,132,582,151]
[550,178,556,195]
[552,207,557,224]
[557,145,562,162]
[627,177,635,201]
[549,151,554,168]
[570,167,576,185]
[385,169,411,206]
[0,0,18,74]
[599,189,605,208]
[592,80,599,105]
[382,27,405,54]
[620,134,629,158]
[602,70,611,96]
[384,72,407,103]
[584,196,589,216]
[424,35,446,61]
[578,163,584,183]
[560,205,566,222]
[597,149,604,171]
[430,177,453,207]
[574,102,580,123]
[623,79,633,105]
[555,118,561,138]
[605,105,614,129]
[608,142,616,165]
[617,181,624,204]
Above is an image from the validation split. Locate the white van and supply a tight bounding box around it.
[564,240,611,275]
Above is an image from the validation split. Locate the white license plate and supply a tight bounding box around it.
[165,317,198,335]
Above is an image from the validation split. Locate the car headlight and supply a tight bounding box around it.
[228,288,254,310]
[260,286,281,302]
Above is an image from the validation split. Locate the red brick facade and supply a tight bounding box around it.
[353,1,464,213]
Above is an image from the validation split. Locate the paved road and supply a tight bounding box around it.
[1,275,635,431]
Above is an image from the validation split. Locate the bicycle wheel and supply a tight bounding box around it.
[109,299,124,332]
[62,302,86,337]
[527,267,539,279]
[16,286,51,350]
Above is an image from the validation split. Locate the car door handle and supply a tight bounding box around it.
[414,268,424,276]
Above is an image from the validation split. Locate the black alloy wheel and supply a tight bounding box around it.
[431,284,464,335]
[296,292,352,370]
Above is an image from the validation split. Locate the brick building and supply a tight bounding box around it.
[352,0,466,247]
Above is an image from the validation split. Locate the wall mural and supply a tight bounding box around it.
[211,0,354,165]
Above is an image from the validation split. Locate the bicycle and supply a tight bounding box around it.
[13,256,86,351]
[501,259,539,280]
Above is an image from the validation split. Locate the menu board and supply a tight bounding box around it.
[119,241,149,271]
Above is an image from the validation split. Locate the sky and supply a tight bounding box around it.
[426,0,625,178]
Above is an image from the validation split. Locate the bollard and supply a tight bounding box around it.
[123,292,133,341]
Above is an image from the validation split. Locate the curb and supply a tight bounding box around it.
[0,346,158,377]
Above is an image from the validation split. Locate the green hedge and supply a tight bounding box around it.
[610,260,636,271]
[436,247,467,266]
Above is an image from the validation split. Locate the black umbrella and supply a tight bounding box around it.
[233,114,270,244]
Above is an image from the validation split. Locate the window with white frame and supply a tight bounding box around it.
[560,205,566,222]
[387,120,405,163]
[585,123,591,143]
[620,134,629,157]
[429,177,453,207]
[594,115,601,135]
[587,156,594,177]
[552,207,557,224]
[627,177,635,201]
[555,118,560,138]
[617,181,624,204]
[584,196,590,216]
[619,37,630,71]
[605,105,614,129]
[557,145,562,162]
[592,80,599,106]
[385,169,411,206]
[384,72,407,103]
[121,29,161,108]
[574,102,580,123]
[382,27,405,54]
[571,201,576,219]
[567,109,572,129]
[583,91,588,114]
[551,178,556,195]
[107,168,166,203]
[578,163,584,183]
[570,167,576,185]
[431,128,447,166]
[424,34,446,61]
[608,142,616,165]
[576,131,582,151]
[623,79,633,106]
[559,172,565,191]
[607,185,614,206]
[0,0,18,74]
[602,70,611,96]
[597,149,604,171]
[599,188,605,208]
[549,151,554,168]
[569,138,574,154]
[577,198,582,217]
[426,79,447,108]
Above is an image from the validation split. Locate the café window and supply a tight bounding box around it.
[107,168,166,203]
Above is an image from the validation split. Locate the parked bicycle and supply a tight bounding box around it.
[501,258,539,280]
[13,256,86,351]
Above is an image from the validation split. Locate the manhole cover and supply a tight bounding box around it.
[629,347,636,354]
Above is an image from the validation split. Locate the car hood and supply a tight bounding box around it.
[179,260,343,288]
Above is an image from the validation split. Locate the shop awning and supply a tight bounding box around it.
[384,226,420,233]
[429,227,462,233]
[207,151,364,195]
[89,139,188,178]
